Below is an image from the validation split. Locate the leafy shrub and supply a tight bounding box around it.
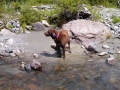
[48,0,90,26]
[90,7,101,21]
[112,16,120,24]
[22,22,26,33]
[8,24,14,29]
[19,6,42,25]
[0,0,6,13]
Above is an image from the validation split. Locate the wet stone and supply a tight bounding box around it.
[24,64,32,71]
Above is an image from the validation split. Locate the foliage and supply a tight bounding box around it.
[90,7,101,21]
[112,16,120,24]
[8,24,14,29]
[48,0,90,26]
[0,0,6,13]
[19,6,41,25]
[22,22,26,33]
[1,0,119,27]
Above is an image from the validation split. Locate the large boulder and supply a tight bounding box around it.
[63,19,111,46]
[32,22,46,31]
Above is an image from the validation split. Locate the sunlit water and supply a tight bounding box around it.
[0,31,120,90]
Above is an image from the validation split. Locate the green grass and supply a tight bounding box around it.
[90,7,101,21]
[0,0,118,27]
[112,16,120,24]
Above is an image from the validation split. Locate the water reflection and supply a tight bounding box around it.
[0,55,120,90]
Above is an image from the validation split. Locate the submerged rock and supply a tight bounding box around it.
[24,64,32,71]
[31,60,42,71]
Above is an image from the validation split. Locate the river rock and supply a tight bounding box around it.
[26,25,32,30]
[78,6,91,19]
[102,45,110,49]
[42,20,50,27]
[9,53,16,57]
[31,60,42,71]
[13,49,21,56]
[117,51,120,54]
[24,64,32,71]
[0,28,15,36]
[32,22,45,31]
[33,53,39,58]
[98,52,108,56]
[5,48,13,53]
[64,19,111,45]
[106,54,116,65]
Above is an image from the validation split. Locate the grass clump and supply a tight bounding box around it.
[22,22,26,33]
[90,7,101,21]
[112,16,120,24]
[8,24,14,29]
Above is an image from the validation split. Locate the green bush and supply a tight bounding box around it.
[48,0,92,26]
[90,7,101,21]
[22,22,26,33]
[19,6,42,25]
[112,16,120,24]
[0,0,6,13]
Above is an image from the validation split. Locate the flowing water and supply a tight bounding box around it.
[0,31,120,90]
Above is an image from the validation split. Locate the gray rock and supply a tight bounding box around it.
[24,64,32,71]
[9,53,16,57]
[13,21,18,27]
[102,45,110,49]
[106,54,116,65]
[32,22,45,31]
[98,52,108,56]
[0,28,15,36]
[42,20,50,27]
[26,25,32,30]
[5,49,13,53]
[17,24,20,27]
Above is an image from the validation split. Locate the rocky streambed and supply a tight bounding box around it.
[0,30,120,90]
[0,6,120,90]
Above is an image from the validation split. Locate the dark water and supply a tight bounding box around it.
[0,31,120,90]
[0,54,120,90]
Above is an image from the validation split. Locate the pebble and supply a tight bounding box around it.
[24,64,32,71]
[42,20,50,27]
[106,54,116,65]
[21,63,25,68]
[31,60,42,71]
[33,53,39,58]
[102,45,110,49]
[98,52,108,56]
